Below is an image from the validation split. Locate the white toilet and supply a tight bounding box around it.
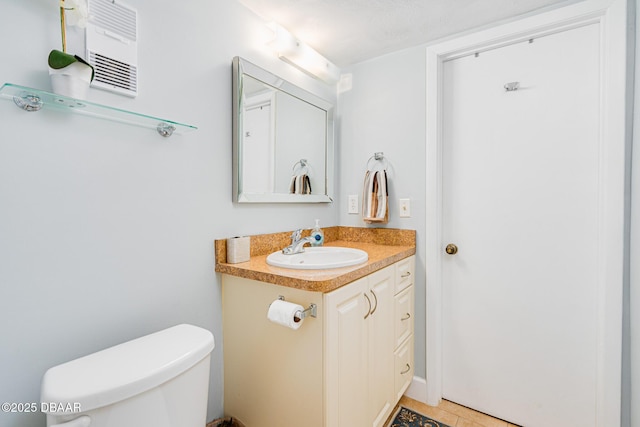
[41,324,215,427]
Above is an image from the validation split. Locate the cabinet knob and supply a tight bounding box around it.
[401,313,411,321]
[400,363,411,375]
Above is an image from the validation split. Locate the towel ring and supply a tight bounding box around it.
[292,159,309,176]
[366,152,388,171]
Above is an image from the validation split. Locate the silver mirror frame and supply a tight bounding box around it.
[232,57,334,203]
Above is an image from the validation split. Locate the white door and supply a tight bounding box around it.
[243,101,274,193]
[442,23,600,427]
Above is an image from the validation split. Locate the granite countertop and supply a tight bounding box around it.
[215,227,416,293]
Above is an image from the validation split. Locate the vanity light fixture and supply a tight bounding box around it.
[267,23,340,84]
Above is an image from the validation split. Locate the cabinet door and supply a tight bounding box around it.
[394,285,414,349]
[395,256,415,294]
[368,266,395,427]
[325,276,369,427]
[394,337,414,401]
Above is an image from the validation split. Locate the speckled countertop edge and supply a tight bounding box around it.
[215,227,416,293]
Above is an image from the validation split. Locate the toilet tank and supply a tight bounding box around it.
[41,324,215,427]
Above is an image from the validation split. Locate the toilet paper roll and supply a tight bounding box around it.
[267,299,305,330]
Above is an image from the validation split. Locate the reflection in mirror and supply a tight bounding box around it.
[232,57,334,203]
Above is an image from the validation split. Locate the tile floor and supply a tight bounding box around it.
[386,396,522,427]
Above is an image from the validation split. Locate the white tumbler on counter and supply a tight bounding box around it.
[226,236,250,263]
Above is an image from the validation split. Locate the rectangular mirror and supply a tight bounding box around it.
[232,57,334,203]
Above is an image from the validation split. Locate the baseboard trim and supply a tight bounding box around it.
[404,376,428,403]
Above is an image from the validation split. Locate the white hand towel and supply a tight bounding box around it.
[363,170,377,219]
[295,174,303,194]
[376,169,387,219]
[362,170,389,223]
[363,169,388,224]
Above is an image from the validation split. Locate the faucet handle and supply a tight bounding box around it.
[290,229,302,242]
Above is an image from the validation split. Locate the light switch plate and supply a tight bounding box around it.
[348,195,359,214]
[399,198,411,218]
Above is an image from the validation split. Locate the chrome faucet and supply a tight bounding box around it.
[282,229,316,255]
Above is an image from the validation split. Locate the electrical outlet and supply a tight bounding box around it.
[399,198,411,218]
[348,195,359,214]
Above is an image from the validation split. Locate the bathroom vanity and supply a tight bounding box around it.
[216,227,415,427]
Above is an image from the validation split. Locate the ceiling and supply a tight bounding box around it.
[235,0,582,67]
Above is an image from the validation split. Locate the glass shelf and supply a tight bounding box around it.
[0,83,197,137]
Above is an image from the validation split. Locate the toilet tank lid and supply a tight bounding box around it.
[40,324,214,414]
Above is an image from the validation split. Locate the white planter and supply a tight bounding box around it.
[48,61,92,99]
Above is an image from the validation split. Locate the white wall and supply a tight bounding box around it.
[0,1,337,427]
[337,48,428,378]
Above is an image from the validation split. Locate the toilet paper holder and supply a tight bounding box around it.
[278,295,317,319]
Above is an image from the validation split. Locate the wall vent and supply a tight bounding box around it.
[88,52,138,94]
[86,0,138,97]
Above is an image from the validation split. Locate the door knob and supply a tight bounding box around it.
[445,243,458,255]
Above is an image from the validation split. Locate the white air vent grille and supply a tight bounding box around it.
[86,0,138,97]
[89,51,138,93]
[89,0,137,42]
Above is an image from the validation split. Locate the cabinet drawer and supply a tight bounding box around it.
[394,336,414,401]
[394,285,414,349]
[395,256,415,294]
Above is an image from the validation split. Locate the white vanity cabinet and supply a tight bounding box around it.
[222,255,415,427]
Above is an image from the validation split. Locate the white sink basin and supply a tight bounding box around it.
[266,246,368,270]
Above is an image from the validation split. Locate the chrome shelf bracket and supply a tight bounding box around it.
[13,93,43,112]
